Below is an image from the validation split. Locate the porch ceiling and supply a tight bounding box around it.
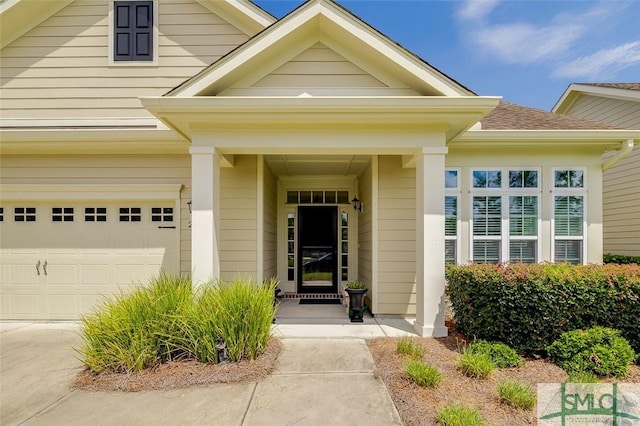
[265,154,370,176]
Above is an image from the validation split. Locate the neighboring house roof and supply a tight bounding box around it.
[166,0,475,97]
[481,101,619,130]
[0,0,274,48]
[583,83,640,91]
[552,82,640,115]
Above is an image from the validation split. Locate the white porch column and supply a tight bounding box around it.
[414,147,448,337]
[189,146,220,286]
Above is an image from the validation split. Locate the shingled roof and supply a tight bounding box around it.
[583,83,640,91]
[480,101,620,130]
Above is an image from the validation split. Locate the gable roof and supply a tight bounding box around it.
[166,0,474,97]
[0,0,274,49]
[552,82,640,114]
[481,101,619,130]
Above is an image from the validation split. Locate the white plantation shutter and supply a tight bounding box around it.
[473,240,500,263]
[554,195,584,264]
[444,195,458,264]
[472,196,501,263]
[509,196,538,263]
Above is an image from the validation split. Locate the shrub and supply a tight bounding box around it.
[396,337,424,359]
[547,327,635,378]
[496,379,536,410]
[77,275,277,373]
[604,253,640,265]
[436,403,484,426]
[404,360,441,387]
[465,340,523,368]
[446,263,640,354]
[457,350,494,379]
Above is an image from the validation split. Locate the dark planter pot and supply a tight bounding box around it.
[345,288,368,322]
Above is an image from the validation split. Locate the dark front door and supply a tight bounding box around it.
[298,206,338,293]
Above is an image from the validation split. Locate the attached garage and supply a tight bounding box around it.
[0,185,181,320]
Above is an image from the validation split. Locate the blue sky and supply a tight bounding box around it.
[253,0,640,110]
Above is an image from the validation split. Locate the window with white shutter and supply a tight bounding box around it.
[552,169,586,264]
[444,169,460,264]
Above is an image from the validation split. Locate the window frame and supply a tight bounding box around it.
[108,0,159,66]
[469,168,541,264]
[444,168,461,264]
[551,168,587,264]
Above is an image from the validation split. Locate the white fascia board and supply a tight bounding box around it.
[0,0,74,48]
[194,0,274,36]
[455,129,640,146]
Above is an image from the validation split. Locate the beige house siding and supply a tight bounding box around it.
[263,158,278,280]
[357,158,373,292]
[0,0,249,118]
[220,155,257,279]
[568,95,640,128]
[0,154,192,275]
[603,148,640,255]
[562,93,640,256]
[377,155,416,315]
[222,42,419,96]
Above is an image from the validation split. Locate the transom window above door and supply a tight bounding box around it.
[286,190,350,204]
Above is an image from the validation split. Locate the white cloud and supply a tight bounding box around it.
[552,40,640,79]
[472,22,584,64]
[457,0,500,22]
[457,2,616,65]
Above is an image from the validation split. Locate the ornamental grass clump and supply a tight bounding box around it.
[457,350,495,379]
[396,337,424,359]
[496,379,536,410]
[77,275,277,373]
[404,360,441,388]
[78,274,194,373]
[436,403,484,426]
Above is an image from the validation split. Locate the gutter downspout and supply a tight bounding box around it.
[603,139,635,171]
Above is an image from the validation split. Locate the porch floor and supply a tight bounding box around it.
[273,298,419,338]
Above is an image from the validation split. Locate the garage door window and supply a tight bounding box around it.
[119,207,141,222]
[15,207,36,222]
[151,207,173,222]
[52,207,74,222]
[85,207,107,222]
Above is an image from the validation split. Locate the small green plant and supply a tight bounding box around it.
[547,326,636,378]
[346,280,366,289]
[404,360,441,387]
[496,379,536,410]
[436,403,484,426]
[465,340,523,368]
[396,337,424,359]
[566,370,599,383]
[457,350,495,379]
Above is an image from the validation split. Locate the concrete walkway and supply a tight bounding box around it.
[1,322,406,426]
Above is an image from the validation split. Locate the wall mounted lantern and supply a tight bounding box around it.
[351,196,363,213]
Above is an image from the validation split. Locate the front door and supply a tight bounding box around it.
[297,206,338,293]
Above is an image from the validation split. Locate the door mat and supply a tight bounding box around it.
[299,299,342,305]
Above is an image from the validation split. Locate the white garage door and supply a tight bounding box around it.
[0,200,180,320]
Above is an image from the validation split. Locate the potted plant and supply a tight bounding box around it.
[344,280,368,322]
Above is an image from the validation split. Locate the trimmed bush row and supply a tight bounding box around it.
[446,263,640,354]
[604,253,640,265]
[77,275,278,373]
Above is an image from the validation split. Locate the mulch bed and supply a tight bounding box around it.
[73,338,282,392]
[366,325,640,426]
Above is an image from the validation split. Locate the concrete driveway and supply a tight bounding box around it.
[1,322,403,426]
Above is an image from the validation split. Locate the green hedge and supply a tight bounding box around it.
[445,263,640,354]
[603,253,640,265]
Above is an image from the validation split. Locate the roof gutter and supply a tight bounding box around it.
[603,138,635,171]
